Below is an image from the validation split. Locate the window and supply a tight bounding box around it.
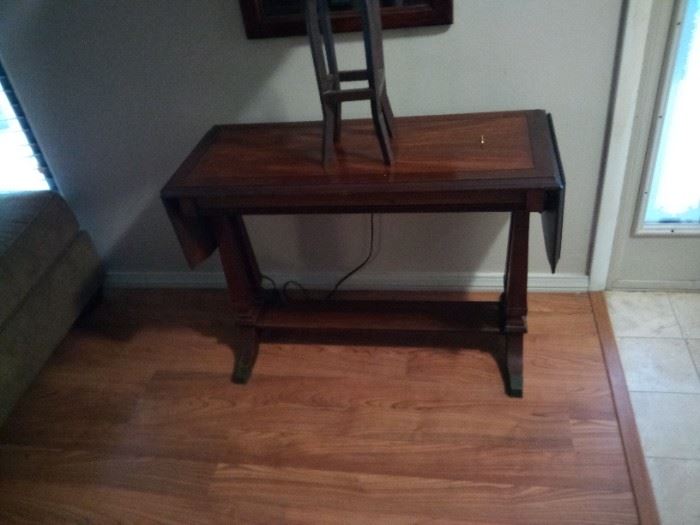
[0,61,52,193]
[638,0,700,234]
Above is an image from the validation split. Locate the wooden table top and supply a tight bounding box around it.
[162,110,564,200]
[161,110,565,270]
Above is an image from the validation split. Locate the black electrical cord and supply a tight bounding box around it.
[324,213,375,300]
[261,273,307,303]
[261,274,278,291]
[282,279,310,302]
[260,213,375,302]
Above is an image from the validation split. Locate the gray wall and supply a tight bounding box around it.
[0,0,622,288]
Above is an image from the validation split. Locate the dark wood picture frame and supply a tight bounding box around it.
[239,0,453,39]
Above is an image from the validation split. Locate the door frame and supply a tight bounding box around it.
[589,0,681,290]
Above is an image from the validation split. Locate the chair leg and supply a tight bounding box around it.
[334,101,342,143]
[381,89,395,138]
[322,102,336,165]
[371,98,394,165]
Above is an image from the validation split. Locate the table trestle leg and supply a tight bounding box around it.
[502,210,529,397]
[232,325,259,384]
[215,214,262,383]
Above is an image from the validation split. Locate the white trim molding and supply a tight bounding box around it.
[107,271,589,293]
[589,0,655,290]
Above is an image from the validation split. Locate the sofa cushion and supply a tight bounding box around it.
[0,231,102,424]
[0,191,79,326]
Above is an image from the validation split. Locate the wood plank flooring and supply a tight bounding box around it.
[0,290,640,523]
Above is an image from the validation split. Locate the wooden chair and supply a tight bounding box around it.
[305,0,395,165]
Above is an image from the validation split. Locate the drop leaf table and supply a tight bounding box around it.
[161,111,565,396]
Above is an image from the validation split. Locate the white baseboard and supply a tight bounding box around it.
[107,271,590,292]
[610,279,700,291]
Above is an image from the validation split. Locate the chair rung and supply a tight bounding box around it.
[323,88,373,102]
[339,69,369,82]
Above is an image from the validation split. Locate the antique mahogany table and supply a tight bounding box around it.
[162,111,565,397]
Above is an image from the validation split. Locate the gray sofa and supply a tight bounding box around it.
[0,191,102,424]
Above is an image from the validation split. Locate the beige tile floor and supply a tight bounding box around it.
[606,291,700,525]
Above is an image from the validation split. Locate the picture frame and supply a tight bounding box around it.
[239,0,453,39]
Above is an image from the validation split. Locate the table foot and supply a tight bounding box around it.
[505,333,523,397]
[232,326,259,384]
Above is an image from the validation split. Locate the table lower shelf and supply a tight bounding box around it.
[258,298,503,334]
[234,297,523,396]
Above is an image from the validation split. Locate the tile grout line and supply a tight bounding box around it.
[686,337,700,382]
[667,292,700,380]
[645,455,700,462]
[629,389,700,395]
[615,335,686,341]
[614,299,700,393]
[667,292,688,339]
[615,331,700,390]
[641,293,699,387]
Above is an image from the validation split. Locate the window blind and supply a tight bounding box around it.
[0,60,54,192]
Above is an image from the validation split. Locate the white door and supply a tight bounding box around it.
[602,0,700,290]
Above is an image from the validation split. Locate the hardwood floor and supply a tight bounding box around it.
[0,290,642,523]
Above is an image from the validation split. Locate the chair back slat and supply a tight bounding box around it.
[305,0,394,165]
